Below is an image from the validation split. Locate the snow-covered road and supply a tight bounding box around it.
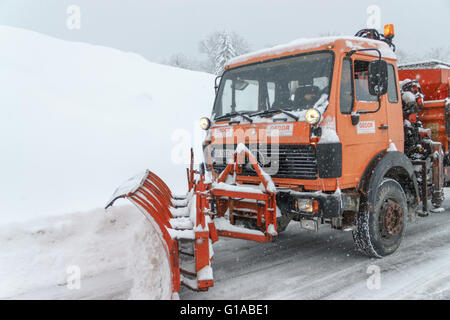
[182,204,450,299]
[4,197,450,300]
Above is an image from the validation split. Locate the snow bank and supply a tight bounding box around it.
[127,216,173,300]
[0,26,215,225]
[0,204,172,299]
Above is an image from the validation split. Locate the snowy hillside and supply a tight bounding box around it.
[0,26,215,225]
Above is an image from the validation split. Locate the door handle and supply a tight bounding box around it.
[378,125,389,130]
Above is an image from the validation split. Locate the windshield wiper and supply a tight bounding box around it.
[250,109,299,121]
[215,111,253,123]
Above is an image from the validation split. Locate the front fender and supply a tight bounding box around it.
[359,151,419,210]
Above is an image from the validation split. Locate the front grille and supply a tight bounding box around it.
[211,144,317,180]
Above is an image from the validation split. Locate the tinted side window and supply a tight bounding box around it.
[387,64,399,103]
[354,60,378,102]
[340,59,354,114]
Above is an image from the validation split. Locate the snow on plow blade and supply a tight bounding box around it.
[105,169,217,296]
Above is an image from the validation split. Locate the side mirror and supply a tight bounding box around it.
[214,76,222,94]
[368,60,388,96]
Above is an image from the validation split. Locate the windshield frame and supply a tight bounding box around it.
[212,49,336,120]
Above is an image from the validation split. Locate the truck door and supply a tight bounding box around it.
[336,56,390,189]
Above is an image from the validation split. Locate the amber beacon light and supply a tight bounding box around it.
[384,24,395,39]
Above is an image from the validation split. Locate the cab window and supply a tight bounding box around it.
[340,58,354,114]
[354,60,378,102]
[387,64,399,103]
[220,79,259,115]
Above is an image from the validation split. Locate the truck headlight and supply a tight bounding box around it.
[200,117,211,130]
[305,109,321,125]
[295,199,319,213]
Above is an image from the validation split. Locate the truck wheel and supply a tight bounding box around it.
[353,178,407,258]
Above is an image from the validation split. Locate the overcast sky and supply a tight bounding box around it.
[1,0,449,63]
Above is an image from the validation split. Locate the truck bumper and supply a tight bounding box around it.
[276,190,343,219]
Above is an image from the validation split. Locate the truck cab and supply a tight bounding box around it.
[206,36,404,190]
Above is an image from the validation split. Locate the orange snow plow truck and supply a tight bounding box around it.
[106,25,450,297]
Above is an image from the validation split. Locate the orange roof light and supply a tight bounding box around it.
[384,24,395,39]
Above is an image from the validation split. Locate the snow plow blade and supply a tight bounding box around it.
[105,145,279,297]
[105,167,217,296]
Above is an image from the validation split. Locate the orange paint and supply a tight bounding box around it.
[211,38,404,192]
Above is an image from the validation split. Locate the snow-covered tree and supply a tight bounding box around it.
[199,30,250,75]
[213,31,238,75]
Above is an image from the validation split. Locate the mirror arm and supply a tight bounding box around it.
[356,96,382,115]
[346,48,383,115]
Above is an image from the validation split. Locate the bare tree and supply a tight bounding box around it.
[396,46,450,65]
[424,46,450,62]
[318,31,343,37]
[395,48,420,65]
[164,53,207,72]
[166,53,192,69]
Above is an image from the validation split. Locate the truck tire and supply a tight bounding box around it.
[353,178,407,258]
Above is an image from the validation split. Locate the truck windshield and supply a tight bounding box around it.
[213,52,334,119]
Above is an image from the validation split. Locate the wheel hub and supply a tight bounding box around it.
[383,201,403,236]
